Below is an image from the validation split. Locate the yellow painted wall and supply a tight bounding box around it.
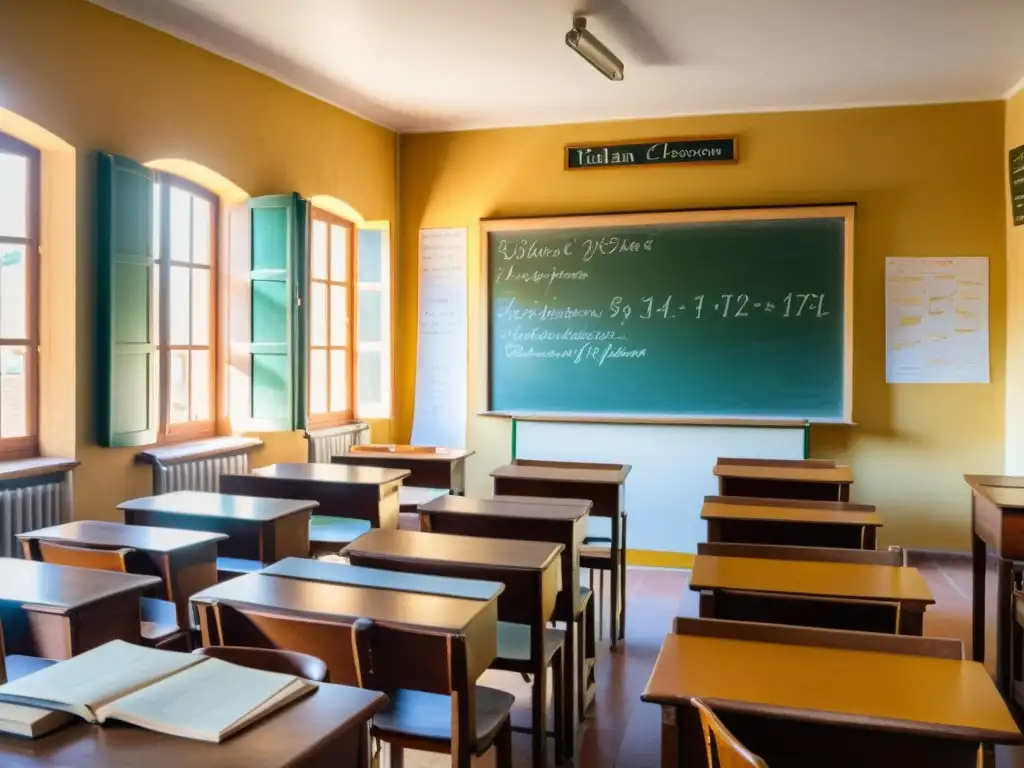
[398,102,1006,551]
[1007,91,1024,472]
[0,0,396,520]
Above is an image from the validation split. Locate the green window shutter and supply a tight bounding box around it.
[248,193,308,431]
[293,197,310,431]
[95,153,157,447]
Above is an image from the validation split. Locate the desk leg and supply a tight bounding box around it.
[660,707,679,768]
[610,512,622,650]
[997,556,1014,696]
[619,512,628,641]
[898,606,925,637]
[973,525,987,663]
[563,615,579,760]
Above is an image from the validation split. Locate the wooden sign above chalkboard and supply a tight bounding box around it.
[565,136,737,170]
[1011,145,1024,227]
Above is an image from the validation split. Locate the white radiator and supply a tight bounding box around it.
[0,472,73,558]
[305,422,370,463]
[136,437,263,495]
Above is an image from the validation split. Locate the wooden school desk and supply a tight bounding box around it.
[17,521,226,631]
[713,461,853,501]
[191,570,498,688]
[333,445,474,494]
[119,491,316,573]
[490,460,631,647]
[642,628,1021,768]
[689,554,934,635]
[701,495,882,549]
[965,473,1024,695]
[0,558,161,659]
[0,682,387,768]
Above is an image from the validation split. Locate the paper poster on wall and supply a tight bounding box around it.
[410,228,468,447]
[885,257,989,384]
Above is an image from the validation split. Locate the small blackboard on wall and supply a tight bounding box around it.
[566,136,736,170]
[1011,145,1024,226]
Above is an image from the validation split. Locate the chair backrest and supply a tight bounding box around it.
[706,589,901,635]
[207,602,358,684]
[192,645,330,682]
[716,457,835,468]
[692,698,768,767]
[673,617,964,659]
[351,618,474,754]
[697,541,905,566]
[36,540,132,573]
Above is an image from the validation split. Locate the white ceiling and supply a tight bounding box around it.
[90,0,1024,133]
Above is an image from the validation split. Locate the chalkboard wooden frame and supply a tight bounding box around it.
[480,205,855,425]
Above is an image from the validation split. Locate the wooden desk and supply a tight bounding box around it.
[490,460,631,648]
[334,446,474,494]
[17,521,225,631]
[713,461,853,501]
[220,463,409,532]
[689,554,934,635]
[0,558,161,659]
[119,491,316,567]
[0,682,387,767]
[642,632,1021,768]
[965,474,1024,695]
[191,570,498,687]
[701,495,882,549]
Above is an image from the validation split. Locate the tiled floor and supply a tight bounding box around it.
[399,557,1020,767]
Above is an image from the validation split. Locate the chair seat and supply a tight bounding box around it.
[140,597,180,645]
[372,686,514,751]
[580,544,611,568]
[495,621,565,664]
[309,516,372,545]
[4,655,57,682]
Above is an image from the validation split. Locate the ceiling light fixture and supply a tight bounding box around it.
[565,16,624,81]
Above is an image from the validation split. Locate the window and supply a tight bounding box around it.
[0,133,39,459]
[355,228,391,418]
[308,208,354,426]
[153,176,217,440]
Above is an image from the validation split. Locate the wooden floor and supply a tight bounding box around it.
[400,556,1021,767]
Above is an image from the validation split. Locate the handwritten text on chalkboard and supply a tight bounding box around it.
[566,137,736,170]
[1011,145,1024,227]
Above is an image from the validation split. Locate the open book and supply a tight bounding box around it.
[0,640,315,743]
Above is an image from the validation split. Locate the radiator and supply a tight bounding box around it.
[0,472,72,558]
[305,422,371,463]
[153,452,250,494]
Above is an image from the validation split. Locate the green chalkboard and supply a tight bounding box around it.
[485,207,853,421]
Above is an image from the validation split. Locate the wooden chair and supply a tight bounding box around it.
[36,540,184,649]
[691,698,768,767]
[192,645,330,682]
[697,541,906,566]
[0,615,56,684]
[579,512,627,642]
[351,618,515,768]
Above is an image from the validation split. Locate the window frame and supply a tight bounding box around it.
[154,173,219,443]
[307,207,356,429]
[0,132,40,460]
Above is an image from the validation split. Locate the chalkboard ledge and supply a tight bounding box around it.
[479,412,856,428]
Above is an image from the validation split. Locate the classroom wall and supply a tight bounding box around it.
[0,0,397,520]
[1006,90,1024,473]
[397,102,1007,551]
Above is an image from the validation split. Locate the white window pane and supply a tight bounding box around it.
[330,350,347,413]
[0,345,27,437]
[169,266,191,344]
[169,186,191,263]
[191,269,210,347]
[190,350,210,421]
[357,229,383,283]
[169,349,189,424]
[310,281,327,347]
[192,196,211,265]
[330,285,348,346]
[0,153,29,239]
[310,349,327,414]
[357,288,382,344]
[311,220,328,280]
[0,245,27,339]
[152,183,162,261]
[358,349,382,407]
[330,224,347,280]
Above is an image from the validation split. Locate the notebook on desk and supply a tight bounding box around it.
[0,640,315,742]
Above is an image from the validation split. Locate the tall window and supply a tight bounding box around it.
[355,228,391,418]
[153,176,217,440]
[308,208,354,426]
[0,133,39,459]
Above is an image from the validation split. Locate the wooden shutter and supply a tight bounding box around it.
[95,153,157,447]
[248,193,308,430]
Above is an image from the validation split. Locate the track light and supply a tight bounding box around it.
[565,17,624,81]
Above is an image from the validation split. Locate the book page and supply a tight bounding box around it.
[0,641,202,721]
[98,657,315,742]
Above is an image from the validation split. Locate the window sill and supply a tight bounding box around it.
[0,457,79,482]
[134,436,263,467]
[303,422,369,441]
